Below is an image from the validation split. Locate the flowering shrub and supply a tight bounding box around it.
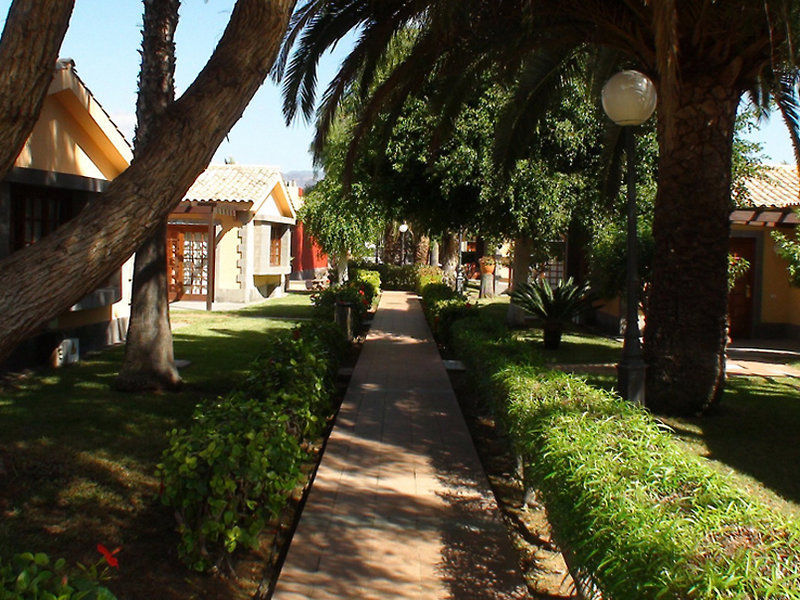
[311,280,375,325]
[158,322,346,572]
[0,551,117,599]
[415,266,444,294]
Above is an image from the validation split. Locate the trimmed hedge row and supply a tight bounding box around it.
[449,310,800,599]
[158,320,346,572]
[350,267,381,293]
[419,283,475,346]
[349,261,444,293]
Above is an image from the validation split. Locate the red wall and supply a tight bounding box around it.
[292,221,328,273]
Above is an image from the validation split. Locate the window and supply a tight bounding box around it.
[270,224,287,266]
[10,183,84,252]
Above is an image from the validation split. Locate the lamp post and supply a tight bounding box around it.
[601,70,657,405]
[456,229,465,294]
[399,223,409,265]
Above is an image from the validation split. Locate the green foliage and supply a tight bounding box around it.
[772,227,800,286]
[0,552,116,600]
[510,277,594,327]
[351,267,382,293]
[297,177,383,262]
[727,253,752,290]
[415,265,443,293]
[311,280,375,324]
[158,324,345,572]
[449,311,800,599]
[419,283,474,345]
[588,218,654,300]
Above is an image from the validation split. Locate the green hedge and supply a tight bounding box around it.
[349,261,442,292]
[351,267,382,292]
[450,311,800,599]
[158,321,346,572]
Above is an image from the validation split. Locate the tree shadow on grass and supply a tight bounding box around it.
[660,376,800,513]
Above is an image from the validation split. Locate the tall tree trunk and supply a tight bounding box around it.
[381,223,400,264]
[643,77,738,415]
[441,231,459,288]
[116,0,181,392]
[429,239,439,267]
[0,0,74,179]
[414,234,430,264]
[507,236,532,327]
[334,248,348,285]
[0,0,297,364]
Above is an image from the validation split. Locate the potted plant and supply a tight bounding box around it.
[510,277,595,349]
[478,255,496,275]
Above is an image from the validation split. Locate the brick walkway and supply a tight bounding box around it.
[273,291,527,600]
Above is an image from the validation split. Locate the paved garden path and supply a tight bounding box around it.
[273,291,528,600]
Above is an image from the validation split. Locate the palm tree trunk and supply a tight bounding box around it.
[507,236,532,327]
[116,0,181,392]
[414,234,430,264]
[0,0,296,364]
[0,0,74,179]
[644,77,738,415]
[441,231,459,288]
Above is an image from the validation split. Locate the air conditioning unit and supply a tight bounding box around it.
[53,338,80,367]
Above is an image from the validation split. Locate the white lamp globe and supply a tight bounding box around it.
[601,70,657,126]
[398,223,409,233]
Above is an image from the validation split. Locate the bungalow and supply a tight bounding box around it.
[593,164,800,340]
[0,59,134,368]
[168,164,297,305]
[729,164,800,339]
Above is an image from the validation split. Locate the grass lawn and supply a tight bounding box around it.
[508,317,800,518]
[0,293,313,599]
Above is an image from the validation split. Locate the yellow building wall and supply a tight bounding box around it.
[14,96,125,180]
[216,214,241,291]
[761,226,800,327]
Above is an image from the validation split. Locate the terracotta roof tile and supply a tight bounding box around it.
[183,165,283,203]
[743,164,800,209]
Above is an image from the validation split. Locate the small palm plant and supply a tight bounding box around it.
[511,277,595,350]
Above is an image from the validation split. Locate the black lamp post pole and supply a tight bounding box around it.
[617,127,646,405]
[456,229,464,293]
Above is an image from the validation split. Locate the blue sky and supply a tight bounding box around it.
[1,0,796,171]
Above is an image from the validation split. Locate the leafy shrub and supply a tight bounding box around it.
[0,552,117,600]
[159,395,305,571]
[159,323,345,572]
[311,280,374,324]
[727,253,751,290]
[381,264,419,290]
[419,283,476,345]
[351,267,382,293]
[450,311,800,599]
[415,265,443,293]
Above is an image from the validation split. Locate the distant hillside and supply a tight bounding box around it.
[283,170,320,190]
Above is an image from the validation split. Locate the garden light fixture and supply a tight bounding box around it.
[601,70,656,406]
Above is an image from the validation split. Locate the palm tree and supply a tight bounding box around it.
[277,0,800,415]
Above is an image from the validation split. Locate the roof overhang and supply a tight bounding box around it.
[730,206,799,227]
[172,200,253,216]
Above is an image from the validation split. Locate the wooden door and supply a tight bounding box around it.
[167,225,208,301]
[728,237,756,339]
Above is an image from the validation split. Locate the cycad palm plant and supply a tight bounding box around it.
[511,277,594,350]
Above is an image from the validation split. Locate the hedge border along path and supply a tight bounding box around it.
[448,310,800,600]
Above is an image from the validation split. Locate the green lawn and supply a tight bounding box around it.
[0,293,313,598]
[510,321,800,518]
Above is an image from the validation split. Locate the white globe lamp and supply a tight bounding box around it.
[601,70,657,126]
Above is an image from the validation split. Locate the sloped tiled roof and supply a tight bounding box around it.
[743,164,800,209]
[183,164,283,203]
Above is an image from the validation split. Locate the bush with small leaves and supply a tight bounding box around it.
[450,310,800,599]
[0,552,117,600]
